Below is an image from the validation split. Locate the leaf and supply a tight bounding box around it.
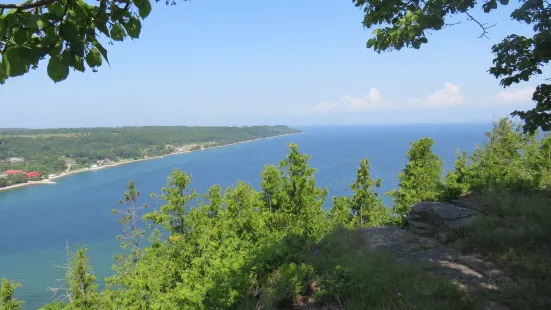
[85,48,103,68]
[137,0,152,19]
[95,20,110,36]
[499,0,509,4]
[110,23,126,41]
[49,2,65,18]
[72,55,86,72]
[0,19,6,39]
[22,14,40,28]
[72,0,90,20]
[47,53,70,83]
[91,40,109,65]
[123,17,142,39]
[4,48,30,77]
[62,20,80,44]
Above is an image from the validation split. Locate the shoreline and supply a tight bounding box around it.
[0,132,301,193]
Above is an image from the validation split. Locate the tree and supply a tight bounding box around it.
[328,196,353,228]
[387,138,443,217]
[353,0,551,131]
[349,158,388,228]
[0,0,185,84]
[0,278,23,310]
[65,246,99,310]
[109,180,148,285]
[143,169,198,235]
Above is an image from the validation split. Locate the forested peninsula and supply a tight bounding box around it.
[0,125,301,189]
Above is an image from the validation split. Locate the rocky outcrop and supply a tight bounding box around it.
[406,201,481,238]
[358,199,509,310]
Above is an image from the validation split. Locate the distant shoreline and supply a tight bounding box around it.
[0,132,301,193]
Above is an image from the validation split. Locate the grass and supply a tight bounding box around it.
[458,191,551,309]
[291,229,474,310]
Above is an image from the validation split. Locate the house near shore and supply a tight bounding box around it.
[3,169,23,175]
[24,171,41,180]
[8,157,24,163]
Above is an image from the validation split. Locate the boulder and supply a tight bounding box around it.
[406,201,480,238]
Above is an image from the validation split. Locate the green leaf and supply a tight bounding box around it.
[22,14,40,28]
[137,0,152,19]
[49,2,65,18]
[0,58,8,84]
[85,48,103,68]
[13,27,31,45]
[4,48,30,77]
[110,23,126,41]
[72,55,86,72]
[123,18,141,39]
[95,20,110,36]
[91,40,109,65]
[47,53,70,83]
[0,19,6,39]
[72,0,90,20]
[499,0,509,4]
[62,20,80,44]
[366,39,375,48]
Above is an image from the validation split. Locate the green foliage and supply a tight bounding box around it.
[328,196,353,228]
[458,119,548,193]
[387,138,443,217]
[65,247,99,310]
[441,151,470,201]
[107,180,148,289]
[349,158,390,227]
[0,0,188,84]
[353,0,551,131]
[39,301,67,310]
[0,278,23,310]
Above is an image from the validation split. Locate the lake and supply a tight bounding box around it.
[0,124,492,309]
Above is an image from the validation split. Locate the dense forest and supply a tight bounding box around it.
[0,126,300,183]
[1,118,550,310]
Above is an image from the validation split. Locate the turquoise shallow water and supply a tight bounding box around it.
[0,124,491,309]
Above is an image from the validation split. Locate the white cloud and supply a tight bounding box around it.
[489,87,534,105]
[307,88,393,114]
[305,83,463,114]
[408,83,463,108]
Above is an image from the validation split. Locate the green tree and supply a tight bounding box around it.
[387,138,443,217]
[143,169,198,235]
[349,158,387,228]
[277,143,328,239]
[353,0,551,131]
[0,0,185,84]
[65,247,99,310]
[0,278,23,310]
[469,118,540,192]
[441,151,471,200]
[107,180,148,291]
[328,196,353,228]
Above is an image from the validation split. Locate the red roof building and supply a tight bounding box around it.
[24,171,41,179]
[2,170,23,175]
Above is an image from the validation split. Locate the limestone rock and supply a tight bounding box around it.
[406,201,480,237]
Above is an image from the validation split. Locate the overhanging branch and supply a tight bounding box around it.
[0,0,56,10]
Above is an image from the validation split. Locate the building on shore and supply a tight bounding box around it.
[8,157,24,163]
[24,171,41,180]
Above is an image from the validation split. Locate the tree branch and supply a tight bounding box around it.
[0,0,56,10]
[465,11,496,39]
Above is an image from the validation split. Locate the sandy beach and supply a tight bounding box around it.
[0,132,301,192]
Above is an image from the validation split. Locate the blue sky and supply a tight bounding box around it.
[0,1,541,128]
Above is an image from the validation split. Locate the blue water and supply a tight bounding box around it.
[0,124,491,309]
